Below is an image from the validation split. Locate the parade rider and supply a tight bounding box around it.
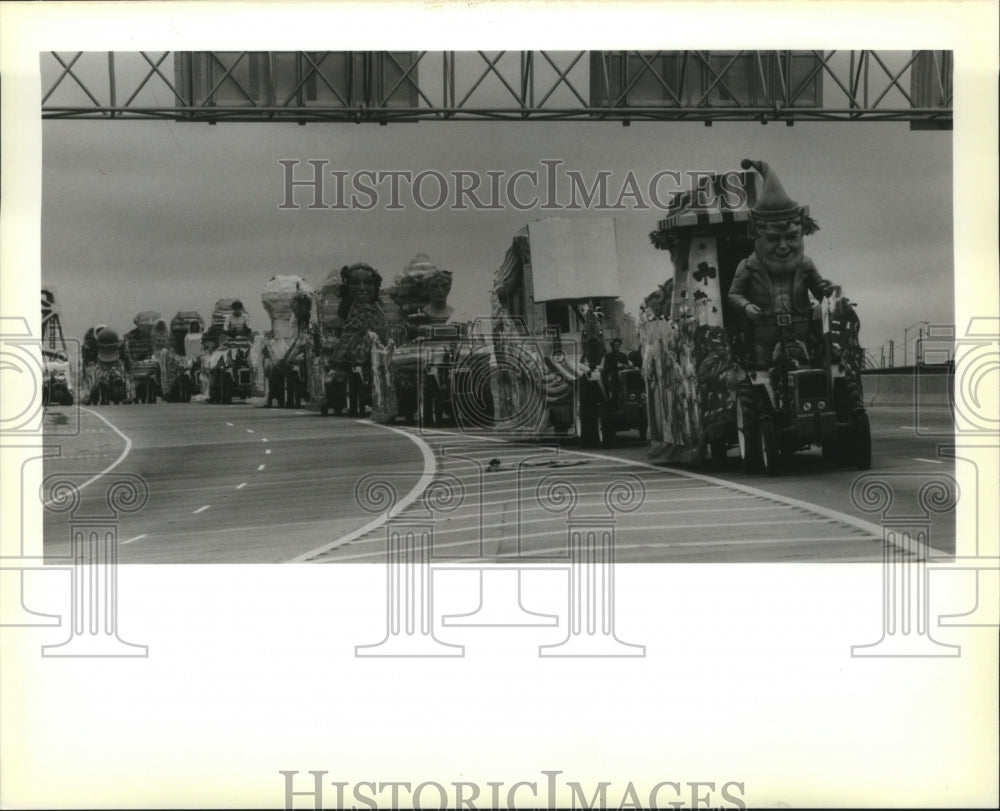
[184,319,204,358]
[224,300,251,338]
[603,338,630,372]
[601,337,631,401]
[727,158,835,369]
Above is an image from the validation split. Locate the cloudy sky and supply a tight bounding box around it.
[37,50,956,362]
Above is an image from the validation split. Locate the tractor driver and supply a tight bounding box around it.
[603,338,630,372]
[728,159,835,369]
[601,337,631,402]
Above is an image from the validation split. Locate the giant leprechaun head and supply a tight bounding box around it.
[741,158,819,276]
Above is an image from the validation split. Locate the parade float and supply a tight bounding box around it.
[642,159,869,472]
[260,275,315,408]
[122,310,163,403]
[199,297,263,404]
[157,310,204,402]
[81,325,134,405]
[377,253,463,426]
[40,286,75,406]
[308,264,389,417]
[479,217,643,445]
[308,268,346,414]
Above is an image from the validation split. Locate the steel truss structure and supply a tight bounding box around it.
[42,50,952,127]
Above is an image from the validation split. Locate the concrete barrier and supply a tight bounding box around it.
[861,368,953,408]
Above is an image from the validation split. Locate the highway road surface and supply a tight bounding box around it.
[41,401,956,563]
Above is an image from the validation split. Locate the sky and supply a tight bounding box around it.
[39,53,955,364]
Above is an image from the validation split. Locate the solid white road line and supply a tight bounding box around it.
[42,407,133,509]
[914,457,944,464]
[289,420,437,563]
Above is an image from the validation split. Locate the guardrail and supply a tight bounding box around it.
[860,365,953,407]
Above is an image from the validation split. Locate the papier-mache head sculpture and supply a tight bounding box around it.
[741,158,819,277]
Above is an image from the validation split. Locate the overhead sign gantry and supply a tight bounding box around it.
[42,50,952,128]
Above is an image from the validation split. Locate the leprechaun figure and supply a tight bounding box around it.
[728,158,835,369]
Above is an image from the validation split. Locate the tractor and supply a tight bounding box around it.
[735,294,871,475]
[208,337,255,404]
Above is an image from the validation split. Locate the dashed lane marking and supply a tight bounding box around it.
[236,482,247,490]
[265,449,271,455]
[257,464,266,471]
[193,505,211,514]
[121,534,148,545]
[246,429,255,434]
[226,422,234,427]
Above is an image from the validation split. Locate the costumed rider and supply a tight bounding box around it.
[184,320,203,358]
[728,158,835,371]
[224,300,252,339]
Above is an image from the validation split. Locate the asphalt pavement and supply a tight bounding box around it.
[40,401,957,562]
[42,403,426,563]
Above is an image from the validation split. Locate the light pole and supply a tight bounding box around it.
[903,321,929,368]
